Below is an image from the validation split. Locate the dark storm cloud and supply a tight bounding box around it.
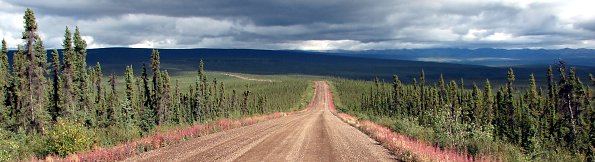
[1,0,594,49]
[7,0,392,25]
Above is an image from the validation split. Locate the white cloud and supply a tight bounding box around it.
[0,12,24,48]
[283,40,362,51]
[1,0,595,50]
[485,32,513,41]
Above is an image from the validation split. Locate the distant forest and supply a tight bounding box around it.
[335,65,594,160]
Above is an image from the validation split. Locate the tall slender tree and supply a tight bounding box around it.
[73,26,90,124]
[161,70,171,124]
[0,39,10,128]
[506,68,518,142]
[123,65,136,125]
[139,64,154,133]
[50,49,62,122]
[0,39,8,105]
[151,49,164,124]
[61,27,76,118]
[107,73,117,126]
[471,83,482,124]
[22,9,49,133]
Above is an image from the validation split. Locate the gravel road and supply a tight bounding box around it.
[124,81,395,162]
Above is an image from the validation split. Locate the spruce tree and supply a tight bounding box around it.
[528,74,539,115]
[522,74,539,152]
[124,65,135,106]
[557,61,581,150]
[419,70,427,123]
[107,73,117,126]
[10,46,26,130]
[506,68,518,143]
[218,81,225,117]
[61,27,77,118]
[172,80,182,124]
[0,39,10,129]
[448,80,459,121]
[22,8,49,133]
[123,65,136,125]
[73,26,90,124]
[242,89,250,115]
[545,65,558,141]
[139,64,154,133]
[483,79,494,126]
[50,49,63,122]
[438,74,447,106]
[392,75,403,116]
[161,70,171,124]
[151,49,164,125]
[94,62,107,127]
[471,83,482,124]
[0,39,8,104]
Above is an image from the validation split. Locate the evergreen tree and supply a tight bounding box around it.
[506,68,519,143]
[448,80,459,121]
[196,60,208,121]
[495,86,507,139]
[528,74,539,116]
[483,79,494,126]
[124,65,135,107]
[544,66,558,141]
[107,73,117,126]
[94,62,107,127]
[139,64,154,133]
[151,49,165,125]
[172,80,182,124]
[392,75,403,116]
[22,8,49,133]
[218,81,225,118]
[123,65,136,125]
[419,70,427,124]
[61,27,77,118]
[73,26,90,124]
[241,89,250,115]
[521,74,539,152]
[557,61,580,150]
[438,74,447,106]
[471,83,482,124]
[10,46,26,130]
[49,49,62,122]
[161,70,171,124]
[0,39,8,104]
[0,39,10,128]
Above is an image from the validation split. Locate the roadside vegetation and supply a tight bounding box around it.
[330,66,594,161]
[0,9,313,160]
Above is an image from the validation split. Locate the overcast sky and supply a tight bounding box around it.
[1,0,595,50]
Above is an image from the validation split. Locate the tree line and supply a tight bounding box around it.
[348,64,593,160]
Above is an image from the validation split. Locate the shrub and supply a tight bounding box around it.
[45,118,95,157]
[0,128,19,161]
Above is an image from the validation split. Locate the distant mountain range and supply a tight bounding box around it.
[330,48,595,67]
[6,48,595,85]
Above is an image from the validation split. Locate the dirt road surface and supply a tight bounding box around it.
[125,81,395,162]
